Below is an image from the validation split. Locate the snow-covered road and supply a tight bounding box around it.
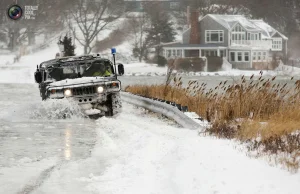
[0,45,300,194]
[0,83,97,193]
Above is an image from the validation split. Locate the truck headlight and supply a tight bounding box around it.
[64,89,72,97]
[97,86,104,93]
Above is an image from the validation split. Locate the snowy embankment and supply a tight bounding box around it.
[33,104,300,194]
[0,45,59,84]
[124,63,168,76]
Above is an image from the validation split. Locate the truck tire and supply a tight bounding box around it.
[105,93,122,117]
[40,85,47,101]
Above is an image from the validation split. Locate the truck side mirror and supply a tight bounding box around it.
[117,63,124,76]
[34,70,42,83]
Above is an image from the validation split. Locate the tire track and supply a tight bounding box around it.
[17,165,56,194]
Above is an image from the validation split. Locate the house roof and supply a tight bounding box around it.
[208,14,259,31]
[250,20,288,40]
[202,14,288,40]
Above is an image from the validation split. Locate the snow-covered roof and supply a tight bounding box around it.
[203,14,288,40]
[250,20,288,40]
[208,14,259,31]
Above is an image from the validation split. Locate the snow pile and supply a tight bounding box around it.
[0,55,15,66]
[221,57,233,71]
[0,44,60,84]
[124,63,168,76]
[275,60,300,74]
[184,112,210,129]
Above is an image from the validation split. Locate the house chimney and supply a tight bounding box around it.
[187,6,190,26]
[189,8,200,44]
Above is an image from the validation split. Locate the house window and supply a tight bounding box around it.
[233,24,245,33]
[249,33,259,40]
[138,2,144,10]
[244,52,249,61]
[170,2,179,9]
[167,50,171,58]
[203,50,218,57]
[253,52,256,61]
[230,51,250,62]
[201,50,205,57]
[220,33,224,42]
[232,24,246,43]
[205,30,224,43]
[272,38,282,50]
[205,50,210,56]
[172,50,176,56]
[237,52,242,61]
[257,52,261,61]
[211,50,217,56]
[230,52,235,62]
[220,50,226,57]
[177,50,182,57]
[262,52,267,61]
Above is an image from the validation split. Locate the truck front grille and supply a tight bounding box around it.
[72,86,96,96]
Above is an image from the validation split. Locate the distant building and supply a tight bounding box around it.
[162,12,288,70]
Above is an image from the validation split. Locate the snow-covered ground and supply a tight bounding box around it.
[29,105,300,194]
[0,45,60,84]
[0,44,300,194]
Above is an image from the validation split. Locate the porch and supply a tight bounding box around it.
[162,45,228,59]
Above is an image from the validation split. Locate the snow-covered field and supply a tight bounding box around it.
[0,45,300,194]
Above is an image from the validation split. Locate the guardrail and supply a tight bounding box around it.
[121,92,202,130]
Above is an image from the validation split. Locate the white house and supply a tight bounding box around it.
[162,13,288,69]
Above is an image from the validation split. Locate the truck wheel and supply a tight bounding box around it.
[105,93,122,117]
[40,85,47,101]
[105,94,114,117]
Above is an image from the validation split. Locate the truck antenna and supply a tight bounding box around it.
[111,48,117,79]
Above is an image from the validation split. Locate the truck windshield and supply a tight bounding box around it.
[47,60,114,81]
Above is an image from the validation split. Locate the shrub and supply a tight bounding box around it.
[156,55,167,67]
[126,73,300,170]
[168,57,206,72]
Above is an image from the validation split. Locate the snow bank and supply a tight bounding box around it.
[0,54,15,66]
[275,61,300,74]
[0,44,60,84]
[221,57,233,71]
[124,63,168,76]
[83,104,300,194]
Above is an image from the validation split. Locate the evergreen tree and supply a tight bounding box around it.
[145,11,177,46]
[58,34,76,57]
[143,3,177,65]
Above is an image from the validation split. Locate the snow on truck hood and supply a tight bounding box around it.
[49,77,107,87]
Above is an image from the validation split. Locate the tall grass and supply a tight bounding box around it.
[126,72,300,171]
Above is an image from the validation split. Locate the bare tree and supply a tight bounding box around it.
[0,0,71,50]
[68,0,124,54]
[128,13,150,62]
